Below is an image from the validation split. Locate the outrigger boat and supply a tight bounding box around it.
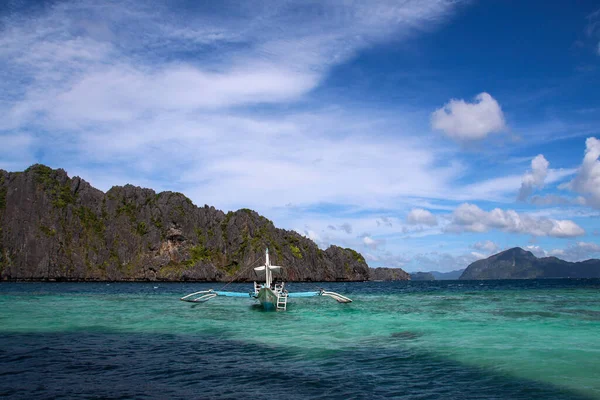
[180,248,352,311]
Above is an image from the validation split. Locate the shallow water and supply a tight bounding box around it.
[1,280,599,399]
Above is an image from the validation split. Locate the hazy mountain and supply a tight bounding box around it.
[430,269,465,280]
[460,247,600,280]
[410,272,435,281]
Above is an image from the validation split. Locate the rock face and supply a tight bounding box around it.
[369,267,410,281]
[460,247,600,280]
[409,272,435,281]
[0,165,370,282]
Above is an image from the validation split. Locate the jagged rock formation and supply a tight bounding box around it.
[369,267,410,281]
[0,165,370,282]
[409,272,435,281]
[460,247,600,280]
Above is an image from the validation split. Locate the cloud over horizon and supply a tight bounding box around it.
[445,203,585,238]
[518,154,549,201]
[566,137,600,208]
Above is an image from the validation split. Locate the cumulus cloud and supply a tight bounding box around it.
[362,235,384,250]
[445,203,585,238]
[471,240,499,254]
[565,137,600,208]
[524,245,548,258]
[406,208,438,226]
[563,242,600,260]
[545,242,600,262]
[431,92,506,141]
[517,154,548,201]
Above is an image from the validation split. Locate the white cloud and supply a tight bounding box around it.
[365,251,410,268]
[518,154,548,201]
[406,208,438,226]
[431,92,506,141]
[457,167,575,203]
[410,251,479,272]
[543,242,600,262]
[0,0,470,213]
[525,245,547,258]
[566,137,600,208]
[362,235,384,250]
[529,194,586,206]
[1,0,464,130]
[471,240,499,254]
[445,203,585,238]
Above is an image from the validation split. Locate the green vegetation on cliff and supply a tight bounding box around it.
[0,164,373,282]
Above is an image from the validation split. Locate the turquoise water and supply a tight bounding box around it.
[1,280,599,399]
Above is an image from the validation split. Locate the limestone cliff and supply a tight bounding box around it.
[0,165,370,282]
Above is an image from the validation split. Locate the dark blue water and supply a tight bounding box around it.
[1,280,599,399]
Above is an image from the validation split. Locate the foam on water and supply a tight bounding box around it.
[1,280,599,399]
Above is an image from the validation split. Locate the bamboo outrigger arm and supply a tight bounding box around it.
[180,289,253,303]
[320,290,353,303]
[286,290,352,303]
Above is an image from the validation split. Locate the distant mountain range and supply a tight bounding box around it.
[430,269,465,280]
[459,247,600,280]
[409,272,435,281]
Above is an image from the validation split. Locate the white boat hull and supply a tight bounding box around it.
[256,287,278,310]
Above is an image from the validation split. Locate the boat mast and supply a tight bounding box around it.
[265,248,272,288]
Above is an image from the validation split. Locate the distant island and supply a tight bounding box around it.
[369,267,410,281]
[407,269,466,281]
[409,272,435,281]
[431,269,465,280]
[0,165,395,282]
[460,247,600,280]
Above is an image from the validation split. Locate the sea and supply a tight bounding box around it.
[1,279,599,399]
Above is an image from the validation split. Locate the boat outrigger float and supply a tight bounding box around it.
[180,248,352,311]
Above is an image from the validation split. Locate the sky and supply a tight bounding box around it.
[1,0,600,272]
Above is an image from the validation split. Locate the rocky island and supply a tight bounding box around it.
[368,267,410,281]
[460,247,600,280]
[409,272,435,281]
[0,165,383,282]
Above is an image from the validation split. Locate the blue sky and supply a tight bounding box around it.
[1,0,600,271]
